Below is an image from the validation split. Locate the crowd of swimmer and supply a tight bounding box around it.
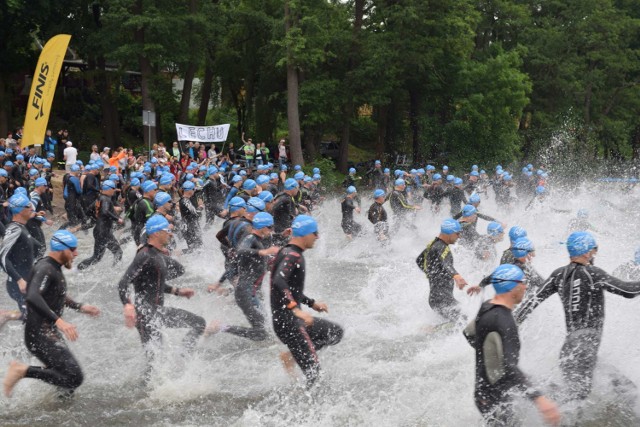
[0,148,637,426]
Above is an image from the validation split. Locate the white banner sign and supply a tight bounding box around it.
[176,123,230,143]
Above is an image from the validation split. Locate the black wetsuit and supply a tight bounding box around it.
[389,190,415,229]
[118,244,205,362]
[24,257,85,394]
[367,201,389,240]
[458,221,481,248]
[77,194,122,270]
[514,262,640,400]
[272,193,297,245]
[81,172,100,219]
[341,197,361,236]
[131,197,155,245]
[464,302,541,424]
[26,190,47,258]
[270,244,343,386]
[223,233,269,341]
[202,177,225,225]
[500,248,516,265]
[416,237,462,322]
[178,197,202,253]
[424,184,445,210]
[62,175,84,229]
[445,187,467,216]
[0,222,40,316]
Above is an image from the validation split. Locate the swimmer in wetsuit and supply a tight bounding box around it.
[118,215,205,373]
[179,180,203,254]
[463,264,560,426]
[458,204,481,249]
[367,189,389,242]
[514,231,640,401]
[474,222,504,263]
[0,193,43,318]
[271,215,343,386]
[207,212,280,341]
[389,179,421,231]
[341,186,362,239]
[3,231,100,398]
[416,218,470,323]
[271,178,300,246]
[499,226,527,265]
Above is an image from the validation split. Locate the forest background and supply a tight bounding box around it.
[1,0,639,173]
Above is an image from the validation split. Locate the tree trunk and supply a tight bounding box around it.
[0,76,10,137]
[409,88,421,165]
[134,0,156,150]
[178,63,197,124]
[632,124,640,161]
[284,0,303,166]
[197,64,214,125]
[97,55,120,148]
[338,104,351,173]
[374,105,388,158]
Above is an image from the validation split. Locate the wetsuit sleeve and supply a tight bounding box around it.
[237,235,260,257]
[453,211,462,220]
[272,252,313,309]
[25,265,59,322]
[117,251,152,305]
[164,256,185,281]
[0,224,26,282]
[101,198,120,222]
[513,269,561,324]
[477,212,496,222]
[592,266,640,298]
[492,317,541,400]
[478,274,492,288]
[65,297,83,311]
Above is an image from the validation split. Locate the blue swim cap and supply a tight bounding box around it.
[8,193,31,214]
[47,152,54,158]
[374,160,381,165]
[292,214,318,237]
[239,170,247,176]
[410,169,417,175]
[184,173,194,181]
[480,169,486,174]
[182,181,195,191]
[472,164,478,170]
[395,178,405,186]
[566,231,597,257]
[85,164,94,172]
[34,177,47,187]
[503,174,512,181]
[577,208,588,219]
[527,164,533,170]
[537,169,543,175]
[247,197,266,213]
[109,173,119,182]
[487,221,504,236]
[16,155,24,161]
[131,178,141,187]
[5,148,12,154]
[432,173,442,181]
[281,164,288,171]
[294,172,305,181]
[313,167,320,174]
[50,230,78,252]
[347,186,357,194]
[243,179,257,190]
[441,218,462,235]
[470,171,479,177]
[43,161,51,168]
[229,197,246,212]
[394,170,404,177]
[443,165,449,170]
[159,175,174,186]
[0,169,8,178]
[312,174,321,181]
[142,181,157,193]
[14,187,27,196]
[491,264,525,294]
[374,189,385,198]
[28,169,38,177]
[511,237,535,258]
[209,166,219,174]
[454,178,463,185]
[256,175,270,185]
[522,167,529,173]
[102,180,116,190]
[462,204,477,217]
[469,193,481,204]
[349,167,356,174]
[384,168,390,174]
[258,190,274,203]
[252,212,274,229]
[70,164,80,172]
[509,226,527,242]
[146,215,171,235]
[294,165,302,171]
[154,191,172,207]
[143,166,152,174]
[536,185,546,194]
[284,178,299,190]
[303,176,312,183]
[109,166,116,173]
[426,165,435,171]
[232,175,243,184]
[446,175,454,182]
[270,173,278,180]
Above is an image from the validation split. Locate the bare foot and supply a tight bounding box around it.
[0,310,21,330]
[204,320,221,337]
[3,361,28,397]
[279,351,297,380]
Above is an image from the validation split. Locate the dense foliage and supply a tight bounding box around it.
[1,0,639,171]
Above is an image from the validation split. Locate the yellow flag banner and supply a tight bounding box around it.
[22,34,71,148]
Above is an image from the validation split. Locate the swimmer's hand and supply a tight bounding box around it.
[312,302,328,313]
[534,396,561,426]
[293,308,314,326]
[259,246,280,256]
[80,305,101,317]
[17,279,27,294]
[454,275,468,290]
[466,286,482,295]
[177,288,195,299]
[123,304,136,328]
[55,318,78,341]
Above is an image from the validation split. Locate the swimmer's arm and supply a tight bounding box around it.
[272,254,301,309]
[513,271,560,324]
[117,252,151,305]
[0,226,24,282]
[64,297,83,311]
[165,256,185,280]
[594,267,640,298]
[478,275,492,288]
[25,269,59,322]
[497,322,541,400]
[477,212,496,222]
